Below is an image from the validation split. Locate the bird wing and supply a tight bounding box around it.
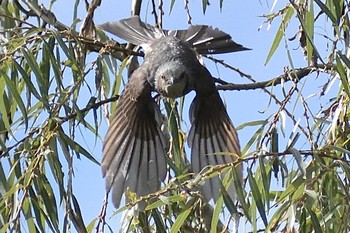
[102,67,168,208]
[98,16,164,46]
[188,73,242,201]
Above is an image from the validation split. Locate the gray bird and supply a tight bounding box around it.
[100,16,247,208]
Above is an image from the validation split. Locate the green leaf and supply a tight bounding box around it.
[314,0,337,24]
[0,70,28,131]
[335,55,350,98]
[278,175,305,202]
[59,130,99,165]
[152,209,167,233]
[202,0,209,14]
[170,206,192,233]
[0,80,11,135]
[210,185,225,233]
[265,6,294,65]
[305,8,314,65]
[288,147,306,178]
[232,168,251,222]
[248,169,268,226]
[306,206,323,233]
[12,60,42,101]
[258,156,271,210]
[221,171,239,216]
[71,194,87,233]
[145,194,185,210]
[266,201,290,231]
[236,120,268,130]
[169,0,176,13]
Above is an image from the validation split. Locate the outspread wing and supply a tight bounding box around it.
[188,86,242,201]
[102,67,168,208]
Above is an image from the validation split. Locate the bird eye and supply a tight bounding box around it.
[180,72,187,79]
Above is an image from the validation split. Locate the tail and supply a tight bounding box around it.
[99,16,164,46]
[99,16,250,54]
[168,25,250,54]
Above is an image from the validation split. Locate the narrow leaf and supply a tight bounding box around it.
[170,206,192,233]
[248,169,268,226]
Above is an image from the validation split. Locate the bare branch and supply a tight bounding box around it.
[216,64,333,91]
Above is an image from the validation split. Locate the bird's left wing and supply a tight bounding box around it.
[102,66,168,208]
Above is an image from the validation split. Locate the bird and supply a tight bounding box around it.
[100,16,247,208]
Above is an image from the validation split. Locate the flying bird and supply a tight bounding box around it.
[100,16,247,208]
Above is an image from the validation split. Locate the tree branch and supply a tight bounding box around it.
[216,64,334,91]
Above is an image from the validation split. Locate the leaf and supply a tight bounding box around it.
[306,206,323,233]
[59,130,99,165]
[265,6,294,65]
[221,172,239,216]
[259,156,271,210]
[266,201,290,231]
[236,120,268,130]
[314,0,337,24]
[164,100,183,173]
[170,206,192,233]
[71,194,87,233]
[278,175,305,202]
[169,0,176,13]
[335,55,350,98]
[12,60,42,101]
[288,147,306,178]
[232,167,251,222]
[210,193,224,233]
[145,194,185,210]
[152,210,167,233]
[0,70,28,131]
[241,123,266,155]
[202,0,209,14]
[0,81,12,136]
[248,169,268,226]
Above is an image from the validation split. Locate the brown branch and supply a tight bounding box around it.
[121,146,350,211]
[21,0,68,31]
[59,96,119,123]
[216,64,333,91]
[0,96,119,158]
[96,193,109,233]
[131,0,142,16]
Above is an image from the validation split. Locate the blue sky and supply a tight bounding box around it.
[38,0,337,231]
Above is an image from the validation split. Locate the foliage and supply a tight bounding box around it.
[0,0,350,232]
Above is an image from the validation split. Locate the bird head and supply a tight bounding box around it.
[154,61,190,98]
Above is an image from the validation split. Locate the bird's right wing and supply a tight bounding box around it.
[102,67,168,208]
[99,16,164,46]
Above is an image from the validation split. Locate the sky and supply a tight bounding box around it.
[29,0,337,231]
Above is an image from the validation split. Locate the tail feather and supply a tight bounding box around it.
[100,16,250,54]
[99,16,163,46]
[168,25,250,54]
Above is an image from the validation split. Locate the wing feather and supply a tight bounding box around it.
[102,67,168,208]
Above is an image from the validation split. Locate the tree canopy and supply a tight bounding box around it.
[0,0,350,232]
